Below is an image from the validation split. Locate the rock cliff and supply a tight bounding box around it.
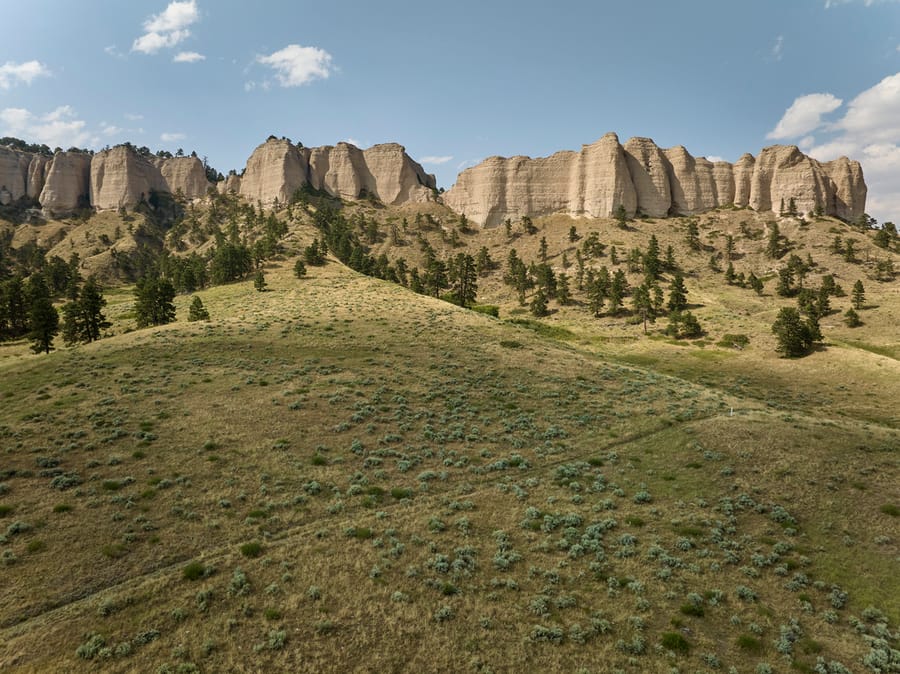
[90,146,168,211]
[444,135,867,227]
[236,138,436,206]
[156,156,211,200]
[40,152,92,215]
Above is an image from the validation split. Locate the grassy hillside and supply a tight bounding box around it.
[0,247,897,672]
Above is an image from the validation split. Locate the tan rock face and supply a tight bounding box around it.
[218,173,242,194]
[444,135,867,226]
[624,137,671,217]
[306,142,436,205]
[27,156,49,199]
[91,146,169,210]
[750,145,836,216]
[238,139,308,205]
[445,133,636,228]
[0,148,27,201]
[823,156,867,222]
[40,152,92,215]
[156,156,210,199]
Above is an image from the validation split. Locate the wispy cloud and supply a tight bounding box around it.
[255,44,333,87]
[825,0,900,7]
[0,60,51,89]
[133,1,200,55]
[771,35,784,61]
[174,51,205,63]
[161,132,186,143]
[0,105,93,149]
[421,155,454,165]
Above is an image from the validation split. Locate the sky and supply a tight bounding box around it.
[2,0,899,224]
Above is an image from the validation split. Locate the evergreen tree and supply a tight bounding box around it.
[188,296,210,322]
[134,277,176,328]
[686,220,701,251]
[28,296,59,354]
[475,246,493,275]
[556,272,572,306]
[843,239,857,263]
[61,276,110,345]
[666,310,703,339]
[771,307,819,357]
[613,204,628,228]
[776,267,795,297]
[748,272,764,296]
[538,236,548,262]
[643,234,660,281]
[667,273,688,312]
[724,262,735,285]
[530,288,549,317]
[725,234,735,260]
[254,270,267,291]
[851,280,865,310]
[568,225,579,243]
[447,253,477,307]
[294,259,307,278]
[844,307,861,327]
[631,283,653,334]
[766,222,783,258]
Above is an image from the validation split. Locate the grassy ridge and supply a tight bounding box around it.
[0,260,897,672]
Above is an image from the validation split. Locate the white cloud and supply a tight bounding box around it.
[133,1,199,54]
[0,106,92,149]
[705,155,725,163]
[161,132,186,142]
[771,35,784,61]
[834,71,900,143]
[825,0,899,7]
[174,51,205,63]
[421,155,454,165]
[0,60,51,89]
[256,44,333,87]
[124,113,144,121]
[101,124,124,136]
[343,137,361,147]
[767,93,843,139]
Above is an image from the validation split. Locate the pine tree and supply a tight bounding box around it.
[667,274,688,312]
[643,234,660,281]
[772,307,819,357]
[447,253,477,307]
[294,259,307,278]
[748,272,764,296]
[686,220,701,251]
[613,204,628,228]
[61,277,110,345]
[766,222,783,259]
[28,296,59,354]
[568,225,579,243]
[539,237,548,262]
[556,273,572,306]
[851,280,865,310]
[188,296,210,322]
[844,307,861,327]
[135,277,176,328]
[254,270,268,292]
[530,289,549,317]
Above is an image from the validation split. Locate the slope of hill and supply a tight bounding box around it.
[0,239,897,671]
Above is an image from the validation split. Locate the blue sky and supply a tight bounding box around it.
[2,0,899,223]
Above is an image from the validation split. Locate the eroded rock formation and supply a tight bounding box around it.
[236,138,436,206]
[444,135,867,227]
[40,152,92,215]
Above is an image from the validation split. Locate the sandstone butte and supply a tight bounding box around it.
[443,132,867,227]
[1,133,866,225]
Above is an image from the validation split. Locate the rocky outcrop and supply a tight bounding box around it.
[238,139,308,206]
[823,156,867,222]
[0,148,28,202]
[90,146,168,211]
[40,152,92,215]
[444,133,636,228]
[156,156,210,199]
[236,138,436,206]
[27,156,49,199]
[218,172,242,194]
[624,137,670,217]
[445,135,867,227]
